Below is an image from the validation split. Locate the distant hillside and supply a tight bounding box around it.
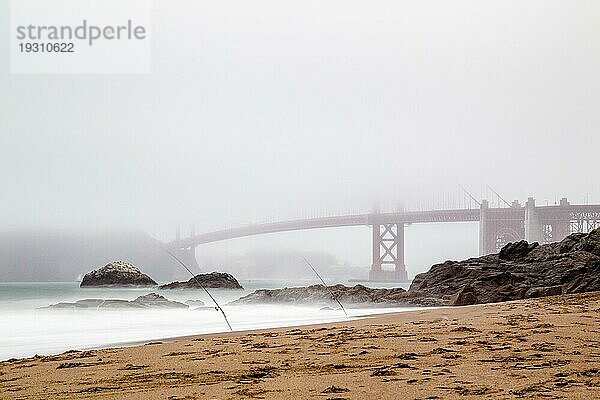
[0,230,367,283]
[0,230,188,282]
[197,248,368,281]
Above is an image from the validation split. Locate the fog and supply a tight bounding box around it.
[1,1,599,279]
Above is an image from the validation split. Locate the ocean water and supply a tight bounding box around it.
[0,281,415,361]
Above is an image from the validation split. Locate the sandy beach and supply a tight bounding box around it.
[1,292,599,399]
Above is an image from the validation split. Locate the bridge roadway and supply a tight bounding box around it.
[170,203,600,249]
[168,201,600,282]
[171,208,482,249]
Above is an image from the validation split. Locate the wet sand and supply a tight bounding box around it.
[1,292,599,399]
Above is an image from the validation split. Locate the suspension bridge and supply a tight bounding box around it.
[165,194,600,282]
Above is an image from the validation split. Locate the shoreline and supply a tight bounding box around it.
[1,306,426,362]
[2,292,599,399]
[86,307,426,357]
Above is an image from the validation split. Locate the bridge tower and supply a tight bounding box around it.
[479,199,527,255]
[553,198,572,240]
[524,197,543,243]
[369,217,408,282]
[479,199,490,255]
[173,225,199,269]
[535,197,572,243]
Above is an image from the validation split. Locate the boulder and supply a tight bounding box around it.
[132,293,188,309]
[185,299,206,307]
[406,228,600,305]
[559,233,586,254]
[42,293,187,310]
[524,286,563,299]
[574,229,600,257]
[80,261,157,287]
[160,272,243,289]
[451,285,478,306]
[229,284,408,307]
[498,240,539,261]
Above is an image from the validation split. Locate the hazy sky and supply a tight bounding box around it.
[1,1,599,273]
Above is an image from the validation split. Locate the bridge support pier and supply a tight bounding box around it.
[552,198,572,241]
[538,197,572,243]
[173,228,199,270]
[173,247,199,270]
[525,197,543,243]
[479,199,490,256]
[369,222,408,282]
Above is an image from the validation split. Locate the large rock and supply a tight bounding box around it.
[80,261,157,287]
[575,230,600,257]
[498,240,539,261]
[185,299,206,307]
[42,293,188,310]
[131,293,188,309]
[230,284,410,307]
[451,285,478,306]
[160,272,243,289]
[407,228,600,305]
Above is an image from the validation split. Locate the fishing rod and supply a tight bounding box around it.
[162,247,233,332]
[302,256,348,317]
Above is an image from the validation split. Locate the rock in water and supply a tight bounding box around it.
[185,299,206,307]
[130,293,188,309]
[80,261,157,287]
[230,284,408,307]
[42,293,188,310]
[160,272,243,289]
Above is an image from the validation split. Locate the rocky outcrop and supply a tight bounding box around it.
[160,272,243,290]
[450,285,478,306]
[80,261,157,287]
[185,299,206,307]
[230,284,409,307]
[230,229,600,307]
[42,293,188,310]
[408,229,600,305]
